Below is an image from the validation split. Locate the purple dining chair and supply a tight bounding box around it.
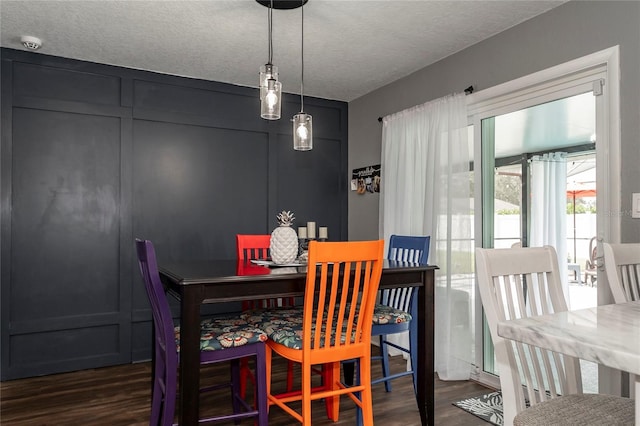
[135,239,268,426]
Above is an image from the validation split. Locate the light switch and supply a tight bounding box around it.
[633,193,640,219]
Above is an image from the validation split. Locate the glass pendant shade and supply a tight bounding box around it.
[260,64,281,120]
[293,112,313,151]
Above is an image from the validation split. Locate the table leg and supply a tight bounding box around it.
[417,270,435,426]
[179,287,202,425]
[635,376,639,426]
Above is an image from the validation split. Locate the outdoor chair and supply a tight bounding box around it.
[584,236,598,286]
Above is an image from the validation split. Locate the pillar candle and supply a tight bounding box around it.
[298,226,307,239]
[318,226,328,239]
[307,221,316,239]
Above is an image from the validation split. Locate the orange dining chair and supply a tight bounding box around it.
[236,234,296,397]
[261,240,385,424]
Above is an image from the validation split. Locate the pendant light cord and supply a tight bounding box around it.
[268,0,273,64]
[300,0,305,112]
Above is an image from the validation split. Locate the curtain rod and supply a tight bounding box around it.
[377,85,474,122]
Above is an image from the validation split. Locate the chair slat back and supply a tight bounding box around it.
[236,234,271,261]
[603,243,640,303]
[303,240,384,358]
[383,235,430,311]
[236,234,294,310]
[387,235,430,264]
[475,246,582,425]
[135,239,178,364]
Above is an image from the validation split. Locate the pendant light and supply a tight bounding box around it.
[259,0,281,120]
[293,0,312,151]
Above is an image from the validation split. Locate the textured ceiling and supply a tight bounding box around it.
[1,0,566,102]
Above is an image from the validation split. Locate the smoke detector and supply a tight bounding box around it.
[21,35,42,50]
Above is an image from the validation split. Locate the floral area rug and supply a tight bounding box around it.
[453,391,503,425]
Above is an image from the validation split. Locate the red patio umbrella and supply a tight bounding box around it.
[567,182,596,261]
[567,187,597,199]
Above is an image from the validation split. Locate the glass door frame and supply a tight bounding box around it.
[466,46,620,391]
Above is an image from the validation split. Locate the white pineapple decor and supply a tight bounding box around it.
[270,210,299,264]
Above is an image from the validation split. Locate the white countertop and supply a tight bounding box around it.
[497,301,640,377]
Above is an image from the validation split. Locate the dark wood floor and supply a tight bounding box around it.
[1,350,494,425]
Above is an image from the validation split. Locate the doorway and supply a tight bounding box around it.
[468,46,620,392]
[480,93,598,390]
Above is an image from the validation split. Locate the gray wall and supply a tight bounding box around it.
[348,1,640,243]
[1,49,348,380]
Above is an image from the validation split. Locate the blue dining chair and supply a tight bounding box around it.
[135,239,269,426]
[373,234,430,393]
[350,235,430,425]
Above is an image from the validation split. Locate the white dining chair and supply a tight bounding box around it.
[603,242,640,398]
[603,242,640,304]
[476,245,634,426]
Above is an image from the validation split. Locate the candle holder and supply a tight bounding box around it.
[306,221,316,240]
[318,226,328,242]
[298,237,310,257]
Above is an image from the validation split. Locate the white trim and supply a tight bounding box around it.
[470,367,501,391]
[468,66,606,118]
[598,46,621,247]
[468,46,618,113]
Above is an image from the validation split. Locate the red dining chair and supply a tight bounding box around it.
[236,234,297,397]
[236,235,271,266]
[236,234,296,310]
[135,239,268,426]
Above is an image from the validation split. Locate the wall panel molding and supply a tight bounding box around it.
[0,48,348,380]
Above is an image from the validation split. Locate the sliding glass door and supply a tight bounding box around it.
[475,90,598,383]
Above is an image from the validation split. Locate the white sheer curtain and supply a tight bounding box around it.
[380,93,474,380]
[529,152,569,302]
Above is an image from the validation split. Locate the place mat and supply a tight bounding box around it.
[250,259,307,267]
[453,391,503,425]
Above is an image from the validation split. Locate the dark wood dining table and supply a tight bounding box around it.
[159,259,437,425]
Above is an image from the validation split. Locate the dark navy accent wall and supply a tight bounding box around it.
[0,48,348,380]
